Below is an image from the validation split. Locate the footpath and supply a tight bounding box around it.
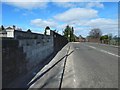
[6,43,69,89]
[28,43,72,89]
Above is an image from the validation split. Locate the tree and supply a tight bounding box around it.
[70,27,75,41]
[89,28,102,38]
[1,25,5,30]
[100,35,109,44]
[63,25,75,42]
[63,25,71,41]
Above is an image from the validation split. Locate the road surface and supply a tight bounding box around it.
[62,42,118,88]
[29,42,118,88]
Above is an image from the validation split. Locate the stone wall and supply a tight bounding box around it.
[14,30,44,39]
[20,36,54,71]
[2,38,27,88]
[2,35,54,88]
[53,31,68,52]
[2,31,68,88]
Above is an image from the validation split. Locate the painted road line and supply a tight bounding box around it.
[86,45,120,58]
[100,49,119,57]
[87,42,119,48]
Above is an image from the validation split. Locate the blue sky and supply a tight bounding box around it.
[1,1,118,37]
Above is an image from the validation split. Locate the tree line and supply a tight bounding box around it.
[87,28,119,45]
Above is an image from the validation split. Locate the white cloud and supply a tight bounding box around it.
[51,0,84,2]
[59,18,118,37]
[53,2,104,9]
[51,0,119,2]
[3,1,48,10]
[2,0,49,2]
[54,8,98,22]
[31,19,58,28]
[53,2,76,8]
[85,18,117,28]
[86,2,104,8]
[74,27,91,36]
[74,18,118,36]
[2,0,119,2]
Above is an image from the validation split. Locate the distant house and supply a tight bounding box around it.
[0,25,23,38]
[5,26,15,38]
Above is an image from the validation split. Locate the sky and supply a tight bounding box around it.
[1,0,119,37]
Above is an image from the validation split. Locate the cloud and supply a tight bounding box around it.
[85,18,117,28]
[54,8,98,22]
[86,2,104,8]
[51,0,119,2]
[74,27,91,36]
[2,0,49,2]
[74,18,118,36]
[2,0,119,2]
[3,0,48,10]
[53,2,104,9]
[2,1,104,10]
[59,18,118,37]
[53,2,76,8]
[30,19,58,28]
[51,0,84,2]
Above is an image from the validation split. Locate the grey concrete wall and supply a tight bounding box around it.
[2,38,27,88]
[20,37,54,71]
[2,30,68,88]
[2,36,54,88]
[52,31,68,52]
[14,30,44,39]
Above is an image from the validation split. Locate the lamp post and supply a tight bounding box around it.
[68,34,70,42]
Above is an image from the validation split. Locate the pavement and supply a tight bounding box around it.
[28,42,118,89]
[62,42,118,88]
[28,43,71,89]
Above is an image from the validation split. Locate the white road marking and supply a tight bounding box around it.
[88,46,97,49]
[86,45,120,57]
[100,49,119,57]
[76,48,79,50]
[87,42,119,48]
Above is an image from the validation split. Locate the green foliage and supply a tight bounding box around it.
[100,34,113,44]
[100,35,111,40]
[63,25,75,42]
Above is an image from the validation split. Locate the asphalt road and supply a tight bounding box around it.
[62,42,118,88]
[28,42,118,89]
